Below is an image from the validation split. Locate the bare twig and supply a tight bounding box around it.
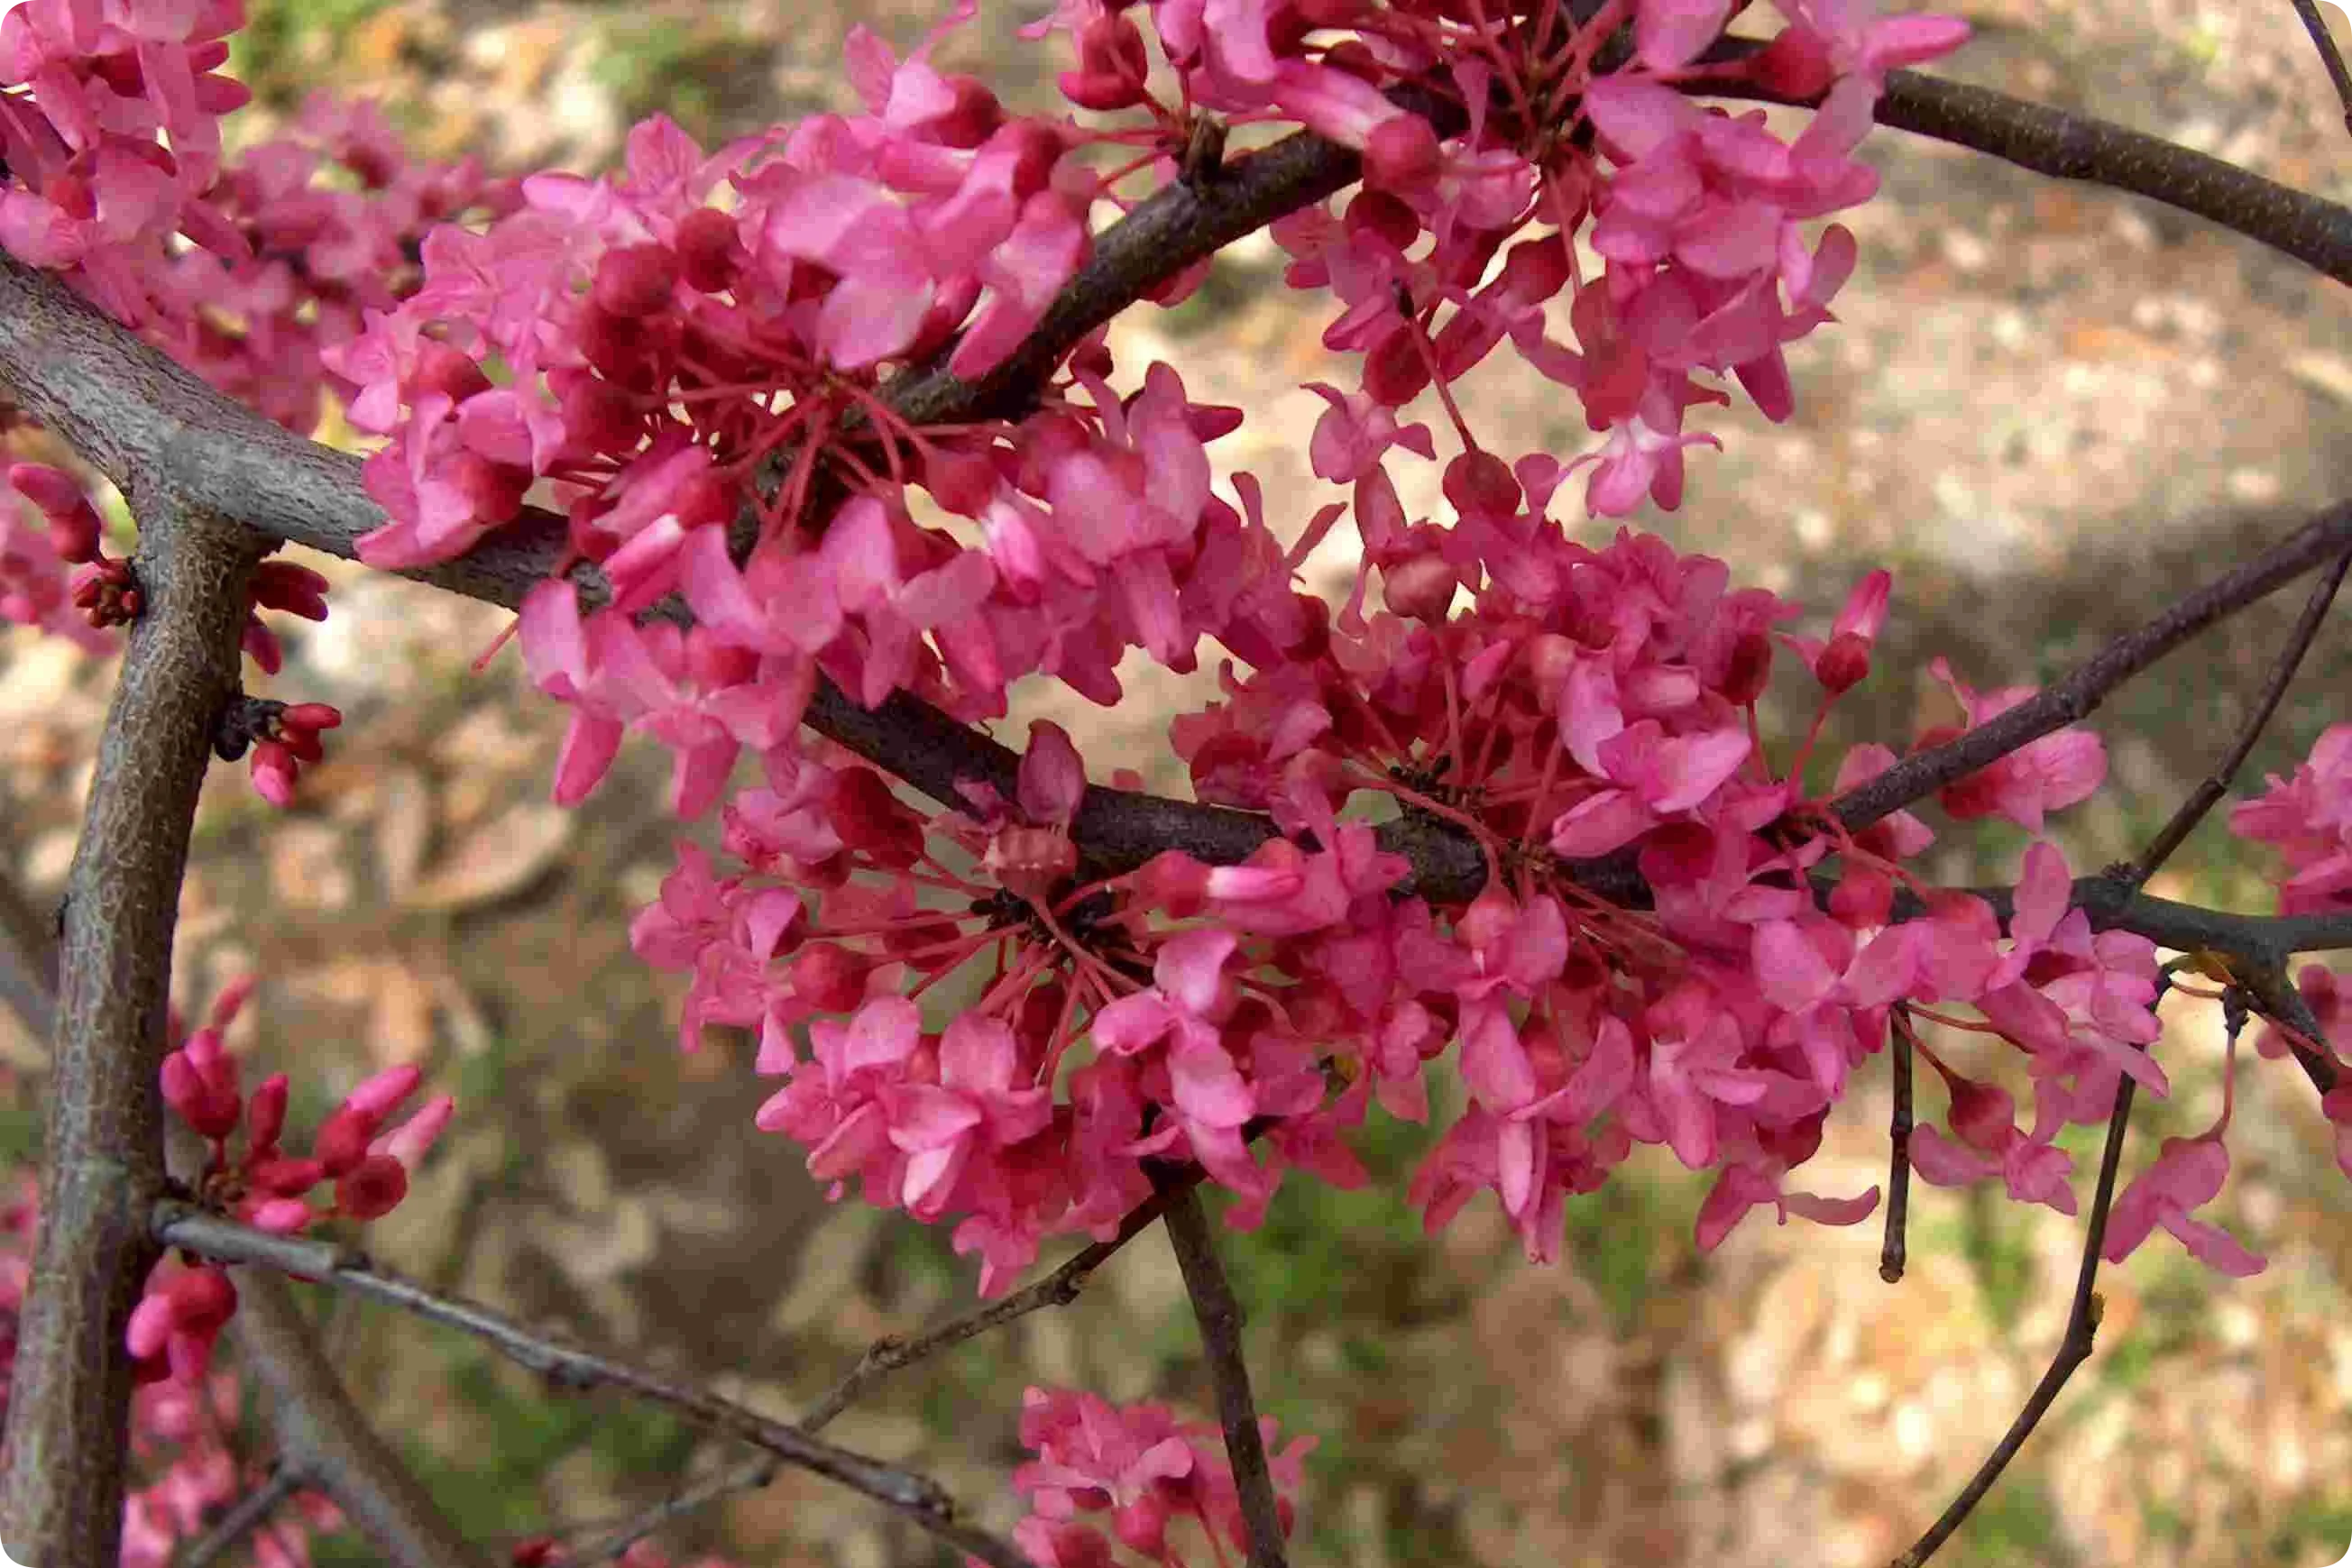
[152,1206,1031,1568]
[1890,1043,2143,1567]
[561,1457,777,1568]
[802,1167,1203,1431]
[0,495,264,1568]
[2290,0,2352,141]
[2133,543,2352,881]
[1881,1007,1917,1285]
[176,1464,305,1568]
[1158,1182,1288,1568]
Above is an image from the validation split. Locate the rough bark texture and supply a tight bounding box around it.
[0,500,263,1568]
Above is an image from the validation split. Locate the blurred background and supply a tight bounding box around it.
[6,1,2352,1563]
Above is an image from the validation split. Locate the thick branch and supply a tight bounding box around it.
[227,1272,493,1568]
[0,497,262,1568]
[152,1206,1032,1568]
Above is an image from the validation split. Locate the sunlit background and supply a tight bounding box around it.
[5,1,2352,1563]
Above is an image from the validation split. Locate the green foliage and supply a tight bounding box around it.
[1211,1108,1453,1327]
[231,0,390,105]
[1565,1160,1704,1334]
[1960,1179,2036,1333]
[1949,1477,2076,1567]
[591,14,756,144]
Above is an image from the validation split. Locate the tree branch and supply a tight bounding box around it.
[0,494,263,1568]
[1891,1031,2143,1567]
[1880,1006,1916,1285]
[176,1464,304,1568]
[1699,49,2352,282]
[2289,0,2352,142]
[151,1206,1033,1568]
[2132,543,2352,881]
[1157,1181,1287,1568]
[1829,500,2352,834]
[800,1165,1204,1433]
[225,1272,493,1568]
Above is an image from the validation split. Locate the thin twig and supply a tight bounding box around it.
[1881,1007,1916,1285]
[152,1205,1032,1568]
[1832,500,2352,835]
[1890,1048,2142,1567]
[177,1464,305,1568]
[1158,1182,1288,1568]
[2134,543,2352,881]
[2290,0,2352,141]
[564,1456,778,1568]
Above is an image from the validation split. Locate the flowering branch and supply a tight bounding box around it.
[1831,501,2352,835]
[0,879,484,1568]
[2133,543,2352,881]
[1706,44,2352,282]
[0,493,264,1565]
[151,1204,1034,1568]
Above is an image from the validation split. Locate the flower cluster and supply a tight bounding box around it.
[2229,721,2352,916]
[145,977,454,1379]
[1006,1385,1314,1568]
[0,1170,346,1568]
[0,454,114,651]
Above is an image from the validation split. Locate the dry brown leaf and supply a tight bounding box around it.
[268,821,354,911]
[368,959,436,1068]
[372,766,433,902]
[402,802,572,911]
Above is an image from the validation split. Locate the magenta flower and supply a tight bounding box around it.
[2102,1132,2265,1278]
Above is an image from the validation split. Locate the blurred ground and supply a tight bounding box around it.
[5,2,2352,1565]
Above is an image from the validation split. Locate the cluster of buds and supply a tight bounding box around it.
[166,1030,453,1235]
[210,694,344,807]
[243,557,332,674]
[124,1264,237,1387]
[144,979,454,1380]
[6,460,151,628]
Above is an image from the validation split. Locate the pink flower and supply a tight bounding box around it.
[2102,1132,2265,1277]
[1922,656,2107,832]
[881,1015,1052,1219]
[1695,1156,1879,1252]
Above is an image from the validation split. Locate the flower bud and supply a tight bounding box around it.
[335,1154,409,1220]
[592,243,679,319]
[1814,630,1871,696]
[675,207,742,294]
